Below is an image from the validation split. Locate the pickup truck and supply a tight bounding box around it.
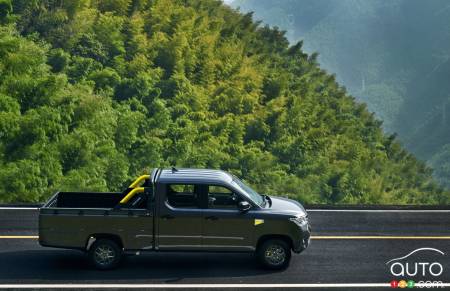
[39,168,310,270]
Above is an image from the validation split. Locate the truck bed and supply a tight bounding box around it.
[39,191,153,250]
[44,192,126,208]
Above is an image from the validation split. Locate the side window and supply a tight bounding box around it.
[208,185,240,209]
[166,184,199,209]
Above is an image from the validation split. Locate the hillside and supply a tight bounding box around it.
[231,0,450,188]
[0,0,447,204]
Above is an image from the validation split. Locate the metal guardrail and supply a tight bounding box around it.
[1,203,450,210]
[0,204,43,207]
[304,204,450,210]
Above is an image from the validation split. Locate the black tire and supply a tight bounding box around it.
[256,238,291,270]
[88,239,122,270]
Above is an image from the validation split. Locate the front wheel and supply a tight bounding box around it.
[88,239,122,270]
[256,238,291,270]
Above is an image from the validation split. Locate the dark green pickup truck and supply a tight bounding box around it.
[39,168,310,270]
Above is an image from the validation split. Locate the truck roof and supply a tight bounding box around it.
[157,168,233,185]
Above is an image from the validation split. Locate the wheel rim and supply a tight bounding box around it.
[265,244,286,266]
[94,245,116,266]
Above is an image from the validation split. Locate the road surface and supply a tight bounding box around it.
[0,208,449,289]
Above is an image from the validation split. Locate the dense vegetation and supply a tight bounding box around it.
[232,0,450,188]
[0,0,447,204]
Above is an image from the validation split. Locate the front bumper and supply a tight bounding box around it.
[293,223,311,253]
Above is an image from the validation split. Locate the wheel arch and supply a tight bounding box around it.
[256,234,293,251]
[85,233,124,251]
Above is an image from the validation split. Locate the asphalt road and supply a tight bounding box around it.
[0,208,449,289]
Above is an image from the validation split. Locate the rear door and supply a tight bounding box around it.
[117,187,154,250]
[156,183,203,250]
[201,185,255,251]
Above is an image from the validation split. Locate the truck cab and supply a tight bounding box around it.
[39,168,311,270]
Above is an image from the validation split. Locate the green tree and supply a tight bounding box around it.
[0,0,446,204]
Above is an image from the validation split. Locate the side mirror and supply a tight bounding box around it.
[238,201,251,212]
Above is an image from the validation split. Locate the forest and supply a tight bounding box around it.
[232,0,450,189]
[0,0,447,204]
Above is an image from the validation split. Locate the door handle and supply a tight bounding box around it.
[161,214,174,220]
[205,216,219,221]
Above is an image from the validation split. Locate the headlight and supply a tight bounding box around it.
[289,215,308,227]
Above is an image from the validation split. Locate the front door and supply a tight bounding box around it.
[202,185,254,251]
[157,184,203,250]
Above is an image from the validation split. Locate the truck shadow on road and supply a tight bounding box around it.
[0,250,279,282]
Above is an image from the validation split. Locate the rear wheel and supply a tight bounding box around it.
[89,239,122,270]
[256,238,291,270]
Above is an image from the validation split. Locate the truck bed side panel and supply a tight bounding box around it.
[39,209,153,250]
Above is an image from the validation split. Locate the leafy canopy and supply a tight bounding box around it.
[0,0,447,204]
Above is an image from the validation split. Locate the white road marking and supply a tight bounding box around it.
[0,283,448,288]
[0,283,392,289]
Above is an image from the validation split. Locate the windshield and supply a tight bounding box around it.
[231,176,265,207]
